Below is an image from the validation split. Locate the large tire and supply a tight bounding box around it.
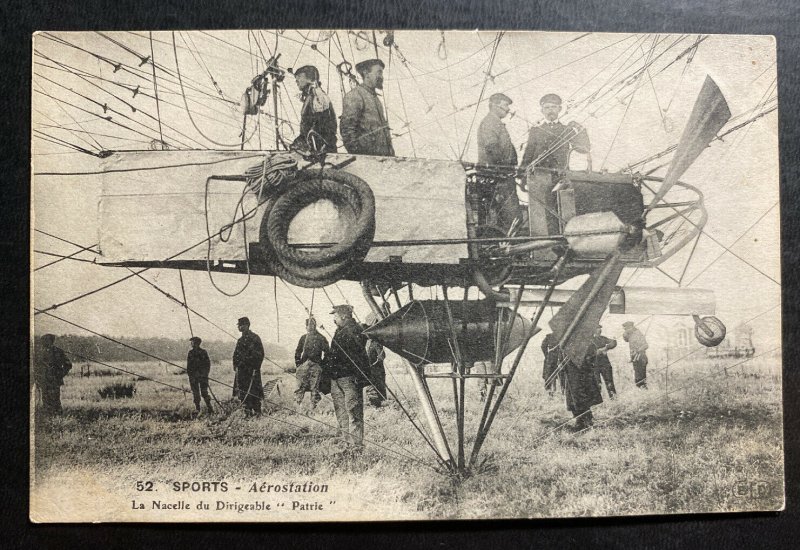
[259,169,376,288]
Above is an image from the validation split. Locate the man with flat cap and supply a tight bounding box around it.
[521,93,590,171]
[326,304,370,447]
[233,317,265,415]
[187,336,214,415]
[477,92,520,230]
[340,58,395,156]
[622,321,649,389]
[34,334,72,415]
[292,65,338,153]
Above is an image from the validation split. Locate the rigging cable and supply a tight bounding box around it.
[149,32,164,144]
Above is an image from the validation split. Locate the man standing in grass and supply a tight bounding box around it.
[623,321,649,389]
[591,325,617,399]
[294,317,329,408]
[326,305,369,448]
[233,317,265,416]
[187,336,214,415]
[34,334,72,415]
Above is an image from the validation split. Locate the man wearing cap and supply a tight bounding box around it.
[477,92,521,230]
[294,316,330,408]
[622,321,649,389]
[233,317,265,415]
[33,334,72,415]
[187,336,214,415]
[521,93,590,171]
[590,325,617,399]
[292,65,338,153]
[326,304,370,447]
[340,58,395,156]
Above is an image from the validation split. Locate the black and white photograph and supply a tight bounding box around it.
[30,29,783,522]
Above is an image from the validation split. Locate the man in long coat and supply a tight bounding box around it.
[233,316,265,415]
[326,305,370,447]
[563,343,603,431]
[34,334,72,415]
[340,59,394,156]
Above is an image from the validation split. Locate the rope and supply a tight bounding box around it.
[149,32,164,144]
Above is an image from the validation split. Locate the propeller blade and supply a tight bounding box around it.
[645,76,731,212]
[548,251,624,366]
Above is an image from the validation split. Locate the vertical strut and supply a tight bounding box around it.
[468,254,568,469]
[361,282,455,469]
[442,286,466,471]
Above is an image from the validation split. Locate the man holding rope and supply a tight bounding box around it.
[521,93,590,171]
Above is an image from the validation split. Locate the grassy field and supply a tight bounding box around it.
[30,350,784,521]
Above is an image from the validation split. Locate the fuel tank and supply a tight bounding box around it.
[363,300,531,366]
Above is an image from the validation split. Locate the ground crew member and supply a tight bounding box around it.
[477,92,520,230]
[622,321,649,389]
[233,316,265,415]
[340,58,394,156]
[363,311,388,408]
[326,304,369,447]
[294,316,329,408]
[520,93,590,170]
[563,344,603,431]
[292,65,338,153]
[34,334,72,415]
[591,325,617,399]
[186,336,214,415]
[541,333,564,396]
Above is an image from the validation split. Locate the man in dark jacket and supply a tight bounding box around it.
[187,336,214,415]
[563,343,603,431]
[326,305,370,446]
[34,334,72,415]
[340,59,394,156]
[541,333,564,396]
[477,92,520,230]
[591,325,617,399]
[233,316,265,416]
[520,93,590,171]
[292,65,338,153]
[294,316,329,408]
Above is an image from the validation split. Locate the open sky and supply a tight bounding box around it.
[31,30,780,354]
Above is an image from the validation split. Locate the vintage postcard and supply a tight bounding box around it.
[30,30,782,522]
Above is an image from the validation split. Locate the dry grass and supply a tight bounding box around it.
[32,353,784,520]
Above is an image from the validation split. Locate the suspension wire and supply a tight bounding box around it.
[178,270,194,337]
[33,250,98,265]
[459,32,503,160]
[34,79,106,151]
[395,33,635,141]
[685,201,779,287]
[32,130,103,158]
[172,32,256,148]
[640,178,781,288]
[34,241,99,271]
[278,278,448,468]
[38,307,434,468]
[600,35,659,169]
[33,75,199,149]
[41,33,231,107]
[34,53,248,132]
[149,32,164,144]
[64,347,190,394]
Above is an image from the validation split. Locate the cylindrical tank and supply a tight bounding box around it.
[363,300,531,366]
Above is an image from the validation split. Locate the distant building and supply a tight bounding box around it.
[663,322,755,361]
